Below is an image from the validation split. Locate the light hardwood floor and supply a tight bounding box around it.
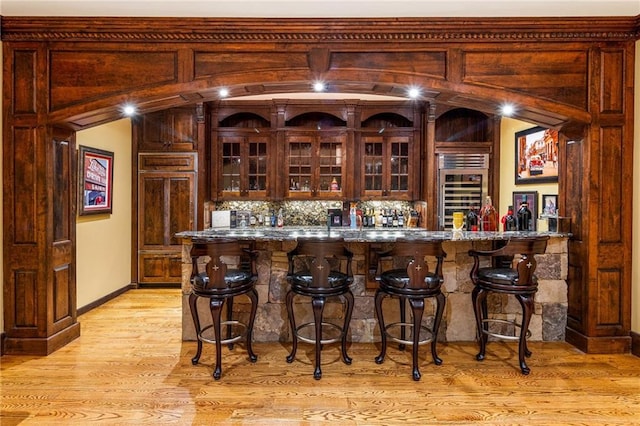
[1,288,639,425]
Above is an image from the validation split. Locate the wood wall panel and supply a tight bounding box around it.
[563,139,584,240]
[53,265,70,323]
[14,270,38,328]
[596,269,623,326]
[12,50,37,115]
[600,50,625,114]
[11,127,38,244]
[331,51,447,79]
[567,261,584,329]
[598,126,623,243]
[53,137,71,241]
[49,51,178,110]
[195,52,309,78]
[462,50,588,109]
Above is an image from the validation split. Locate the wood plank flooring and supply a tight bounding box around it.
[2,288,639,425]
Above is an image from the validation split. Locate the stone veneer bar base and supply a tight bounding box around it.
[180,233,568,344]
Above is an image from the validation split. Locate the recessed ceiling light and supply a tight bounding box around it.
[122,104,136,116]
[219,88,229,98]
[408,87,420,99]
[313,82,325,92]
[501,104,515,116]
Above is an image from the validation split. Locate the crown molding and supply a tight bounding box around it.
[2,16,638,43]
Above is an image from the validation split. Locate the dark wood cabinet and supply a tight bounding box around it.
[284,131,346,199]
[215,131,271,199]
[359,130,415,200]
[137,153,197,284]
[138,107,198,152]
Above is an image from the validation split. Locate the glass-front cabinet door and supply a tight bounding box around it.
[360,131,414,200]
[218,132,270,199]
[286,131,345,199]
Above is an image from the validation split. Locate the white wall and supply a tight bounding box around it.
[76,119,133,309]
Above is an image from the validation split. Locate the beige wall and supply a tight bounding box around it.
[499,118,559,222]
[76,119,133,309]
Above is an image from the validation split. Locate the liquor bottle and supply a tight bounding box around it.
[277,208,284,228]
[480,195,498,232]
[398,210,405,227]
[517,196,533,231]
[466,205,479,231]
[501,205,518,231]
[392,210,399,227]
[376,210,383,227]
[381,209,388,227]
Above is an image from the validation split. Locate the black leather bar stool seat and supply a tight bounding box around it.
[374,239,447,381]
[469,236,549,375]
[285,237,354,380]
[189,239,259,380]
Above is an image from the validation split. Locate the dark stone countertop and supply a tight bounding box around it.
[176,226,569,243]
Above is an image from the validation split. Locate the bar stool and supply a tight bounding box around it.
[468,236,549,375]
[285,237,354,380]
[188,239,259,380]
[374,239,447,381]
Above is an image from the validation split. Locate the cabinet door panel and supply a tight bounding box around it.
[168,176,195,246]
[140,176,166,247]
[139,107,197,151]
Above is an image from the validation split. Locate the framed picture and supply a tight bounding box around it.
[542,194,558,216]
[513,191,538,231]
[515,126,559,184]
[79,145,114,215]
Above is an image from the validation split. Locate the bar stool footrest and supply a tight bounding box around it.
[384,322,434,346]
[198,321,248,345]
[481,318,531,341]
[294,321,344,345]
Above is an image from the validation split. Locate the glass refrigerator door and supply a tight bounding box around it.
[439,170,487,230]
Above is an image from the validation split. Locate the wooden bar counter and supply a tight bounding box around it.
[177,228,569,344]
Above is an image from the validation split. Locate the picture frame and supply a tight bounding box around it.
[512,191,538,231]
[515,126,559,184]
[78,145,114,215]
[541,194,558,216]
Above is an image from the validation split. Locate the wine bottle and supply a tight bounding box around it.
[502,205,518,231]
[517,196,533,231]
[466,205,479,231]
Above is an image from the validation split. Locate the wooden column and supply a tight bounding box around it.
[563,45,634,353]
[3,44,79,354]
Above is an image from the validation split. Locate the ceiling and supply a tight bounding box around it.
[1,0,639,18]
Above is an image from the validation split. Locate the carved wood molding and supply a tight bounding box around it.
[2,17,638,43]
